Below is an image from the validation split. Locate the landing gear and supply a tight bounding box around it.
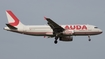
[88,35,91,41]
[54,37,58,44]
[89,39,91,41]
[54,40,58,44]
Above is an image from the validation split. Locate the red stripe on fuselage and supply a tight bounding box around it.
[7,10,19,26]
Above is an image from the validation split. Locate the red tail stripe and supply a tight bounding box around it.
[7,10,19,26]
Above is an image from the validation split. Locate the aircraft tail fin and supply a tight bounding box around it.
[6,10,25,28]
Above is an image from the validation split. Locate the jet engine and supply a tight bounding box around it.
[59,36,73,41]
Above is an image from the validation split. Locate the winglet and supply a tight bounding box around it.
[44,16,47,20]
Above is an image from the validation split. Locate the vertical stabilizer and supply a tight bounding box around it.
[6,10,25,28]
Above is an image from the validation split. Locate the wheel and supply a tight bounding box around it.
[54,40,58,44]
[89,39,91,41]
[88,35,91,41]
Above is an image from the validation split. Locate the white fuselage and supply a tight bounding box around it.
[4,24,102,36]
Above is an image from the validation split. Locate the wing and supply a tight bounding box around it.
[44,17,65,34]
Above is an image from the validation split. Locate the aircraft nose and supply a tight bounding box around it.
[99,29,103,34]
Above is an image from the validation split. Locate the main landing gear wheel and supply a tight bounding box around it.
[54,37,58,44]
[54,40,58,44]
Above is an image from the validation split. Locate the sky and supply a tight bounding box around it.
[0,0,105,59]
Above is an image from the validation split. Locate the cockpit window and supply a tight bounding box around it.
[94,27,98,28]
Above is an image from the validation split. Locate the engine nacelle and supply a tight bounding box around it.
[59,36,73,41]
[62,30,74,35]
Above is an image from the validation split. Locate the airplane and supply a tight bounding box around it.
[4,10,103,44]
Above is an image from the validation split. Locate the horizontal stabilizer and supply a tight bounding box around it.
[6,24,17,29]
